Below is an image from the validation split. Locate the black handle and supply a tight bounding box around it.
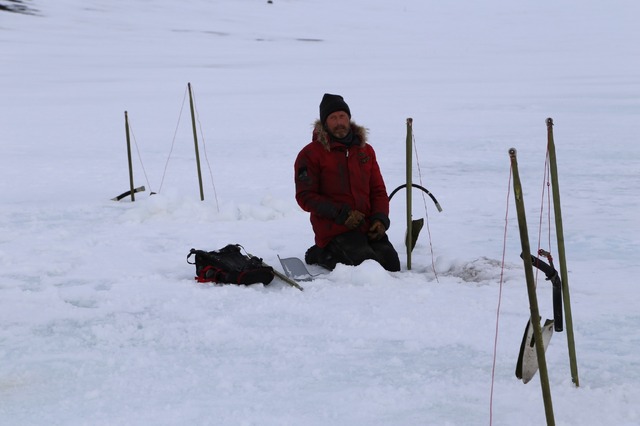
[520,252,564,332]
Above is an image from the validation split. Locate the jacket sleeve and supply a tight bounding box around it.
[367,148,391,229]
[295,146,349,222]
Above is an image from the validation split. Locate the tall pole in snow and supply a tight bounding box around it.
[546,118,579,387]
[509,148,555,426]
[188,82,205,201]
[406,118,413,270]
[124,111,135,202]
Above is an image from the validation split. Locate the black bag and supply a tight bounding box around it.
[187,244,274,285]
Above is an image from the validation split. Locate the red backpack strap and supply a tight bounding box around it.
[195,265,224,283]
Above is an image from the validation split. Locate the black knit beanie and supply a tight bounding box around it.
[319,93,351,124]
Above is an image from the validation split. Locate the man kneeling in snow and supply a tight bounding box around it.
[294,93,400,272]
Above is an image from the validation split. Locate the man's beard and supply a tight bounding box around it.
[330,125,349,139]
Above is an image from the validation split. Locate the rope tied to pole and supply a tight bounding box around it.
[158,85,189,194]
[155,83,220,211]
[127,118,155,195]
[489,159,513,425]
[189,83,220,212]
[411,130,439,282]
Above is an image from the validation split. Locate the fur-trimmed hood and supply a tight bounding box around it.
[312,119,368,151]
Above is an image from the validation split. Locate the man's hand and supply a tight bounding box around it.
[344,210,365,229]
[367,220,386,240]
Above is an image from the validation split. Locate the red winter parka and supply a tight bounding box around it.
[295,120,391,248]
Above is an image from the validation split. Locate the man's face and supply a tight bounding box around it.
[325,111,350,138]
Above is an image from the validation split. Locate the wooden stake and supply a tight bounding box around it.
[188,82,205,201]
[124,111,135,202]
[546,118,580,387]
[509,148,555,426]
[406,118,413,270]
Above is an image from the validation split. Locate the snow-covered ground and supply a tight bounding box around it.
[1,1,639,424]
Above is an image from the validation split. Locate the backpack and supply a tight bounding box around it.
[187,244,274,285]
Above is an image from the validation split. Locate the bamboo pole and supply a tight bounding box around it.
[509,148,555,426]
[406,118,413,270]
[188,82,205,201]
[124,111,135,202]
[546,118,580,387]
